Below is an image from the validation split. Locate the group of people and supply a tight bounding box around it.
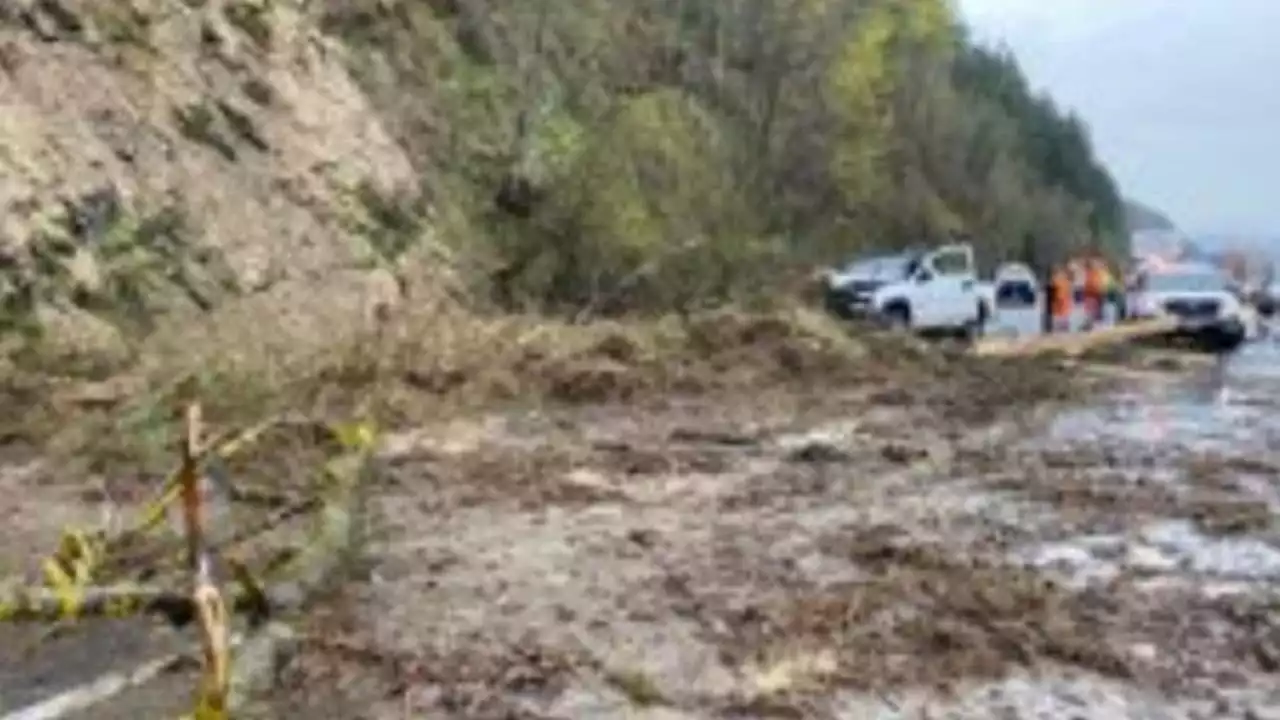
[1045,255,1119,332]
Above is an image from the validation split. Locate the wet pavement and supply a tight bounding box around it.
[1018,331,1280,578]
[1051,329,1280,453]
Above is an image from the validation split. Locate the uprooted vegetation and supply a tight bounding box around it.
[6,301,1050,478]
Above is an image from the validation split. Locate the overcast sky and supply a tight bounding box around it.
[957,0,1280,236]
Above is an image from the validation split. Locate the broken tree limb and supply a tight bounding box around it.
[971,318,1179,358]
[0,581,279,626]
[0,583,196,624]
[0,451,371,625]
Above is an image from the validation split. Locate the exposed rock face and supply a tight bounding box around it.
[0,0,425,365]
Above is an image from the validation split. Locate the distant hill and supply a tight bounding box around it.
[1124,199,1176,232]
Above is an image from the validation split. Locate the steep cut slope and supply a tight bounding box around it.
[1,0,420,368]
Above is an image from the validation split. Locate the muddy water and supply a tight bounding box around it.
[961,335,1280,719]
[1052,333,1280,453]
[266,347,1278,719]
[1041,336,1280,559]
[802,333,1280,719]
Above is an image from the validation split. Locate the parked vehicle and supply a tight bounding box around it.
[1127,262,1248,351]
[984,263,1039,307]
[977,263,1042,337]
[822,243,988,339]
[1251,282,1278,318]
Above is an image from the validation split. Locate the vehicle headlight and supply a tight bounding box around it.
[1132,294,1160,317]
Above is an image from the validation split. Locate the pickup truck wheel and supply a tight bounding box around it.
[881,303,911,331]
[1197,323,1247,353]
[823,289,856,320]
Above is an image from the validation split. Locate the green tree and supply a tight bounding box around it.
[323,0,1130,314]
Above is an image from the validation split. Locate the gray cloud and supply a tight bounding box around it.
[958,0,1280,235]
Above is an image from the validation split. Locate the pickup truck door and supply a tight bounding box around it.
[928,244,977,325]
[908,260,945,328]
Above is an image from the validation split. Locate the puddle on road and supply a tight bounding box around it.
[1009,334,1280,593]
[1017,518,1280,592]
[1048,337,1280,453]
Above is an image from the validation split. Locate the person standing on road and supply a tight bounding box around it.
[1050,264,1073,333]
[1101,261,1125,320]
[1082,255,1105,329]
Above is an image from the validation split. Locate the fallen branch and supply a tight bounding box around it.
[2,461,368,625]
[0,583,197,625]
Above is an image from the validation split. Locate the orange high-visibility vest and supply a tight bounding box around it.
[1050,269,1072,318]
[1083,261,1104,297]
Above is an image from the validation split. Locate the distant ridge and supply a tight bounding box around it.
[1123,198,1176,232]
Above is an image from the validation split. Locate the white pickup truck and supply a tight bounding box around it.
[822,243,989,338]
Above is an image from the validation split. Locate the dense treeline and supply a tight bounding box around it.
[326,0,1127,314]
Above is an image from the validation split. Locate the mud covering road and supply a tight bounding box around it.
[2,340,1277,718]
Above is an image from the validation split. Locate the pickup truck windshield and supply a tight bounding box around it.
[1145,272,1227,293]
[839,254,915,280]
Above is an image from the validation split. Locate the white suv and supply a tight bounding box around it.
[1127,262,1247,351]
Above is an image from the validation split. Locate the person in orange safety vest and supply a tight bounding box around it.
[1082,255,1106,328]
[1050,264,1073,332]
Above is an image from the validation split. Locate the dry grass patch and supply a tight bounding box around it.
[2,298,887,489]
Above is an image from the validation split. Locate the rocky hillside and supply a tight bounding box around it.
[1,0,421,371]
